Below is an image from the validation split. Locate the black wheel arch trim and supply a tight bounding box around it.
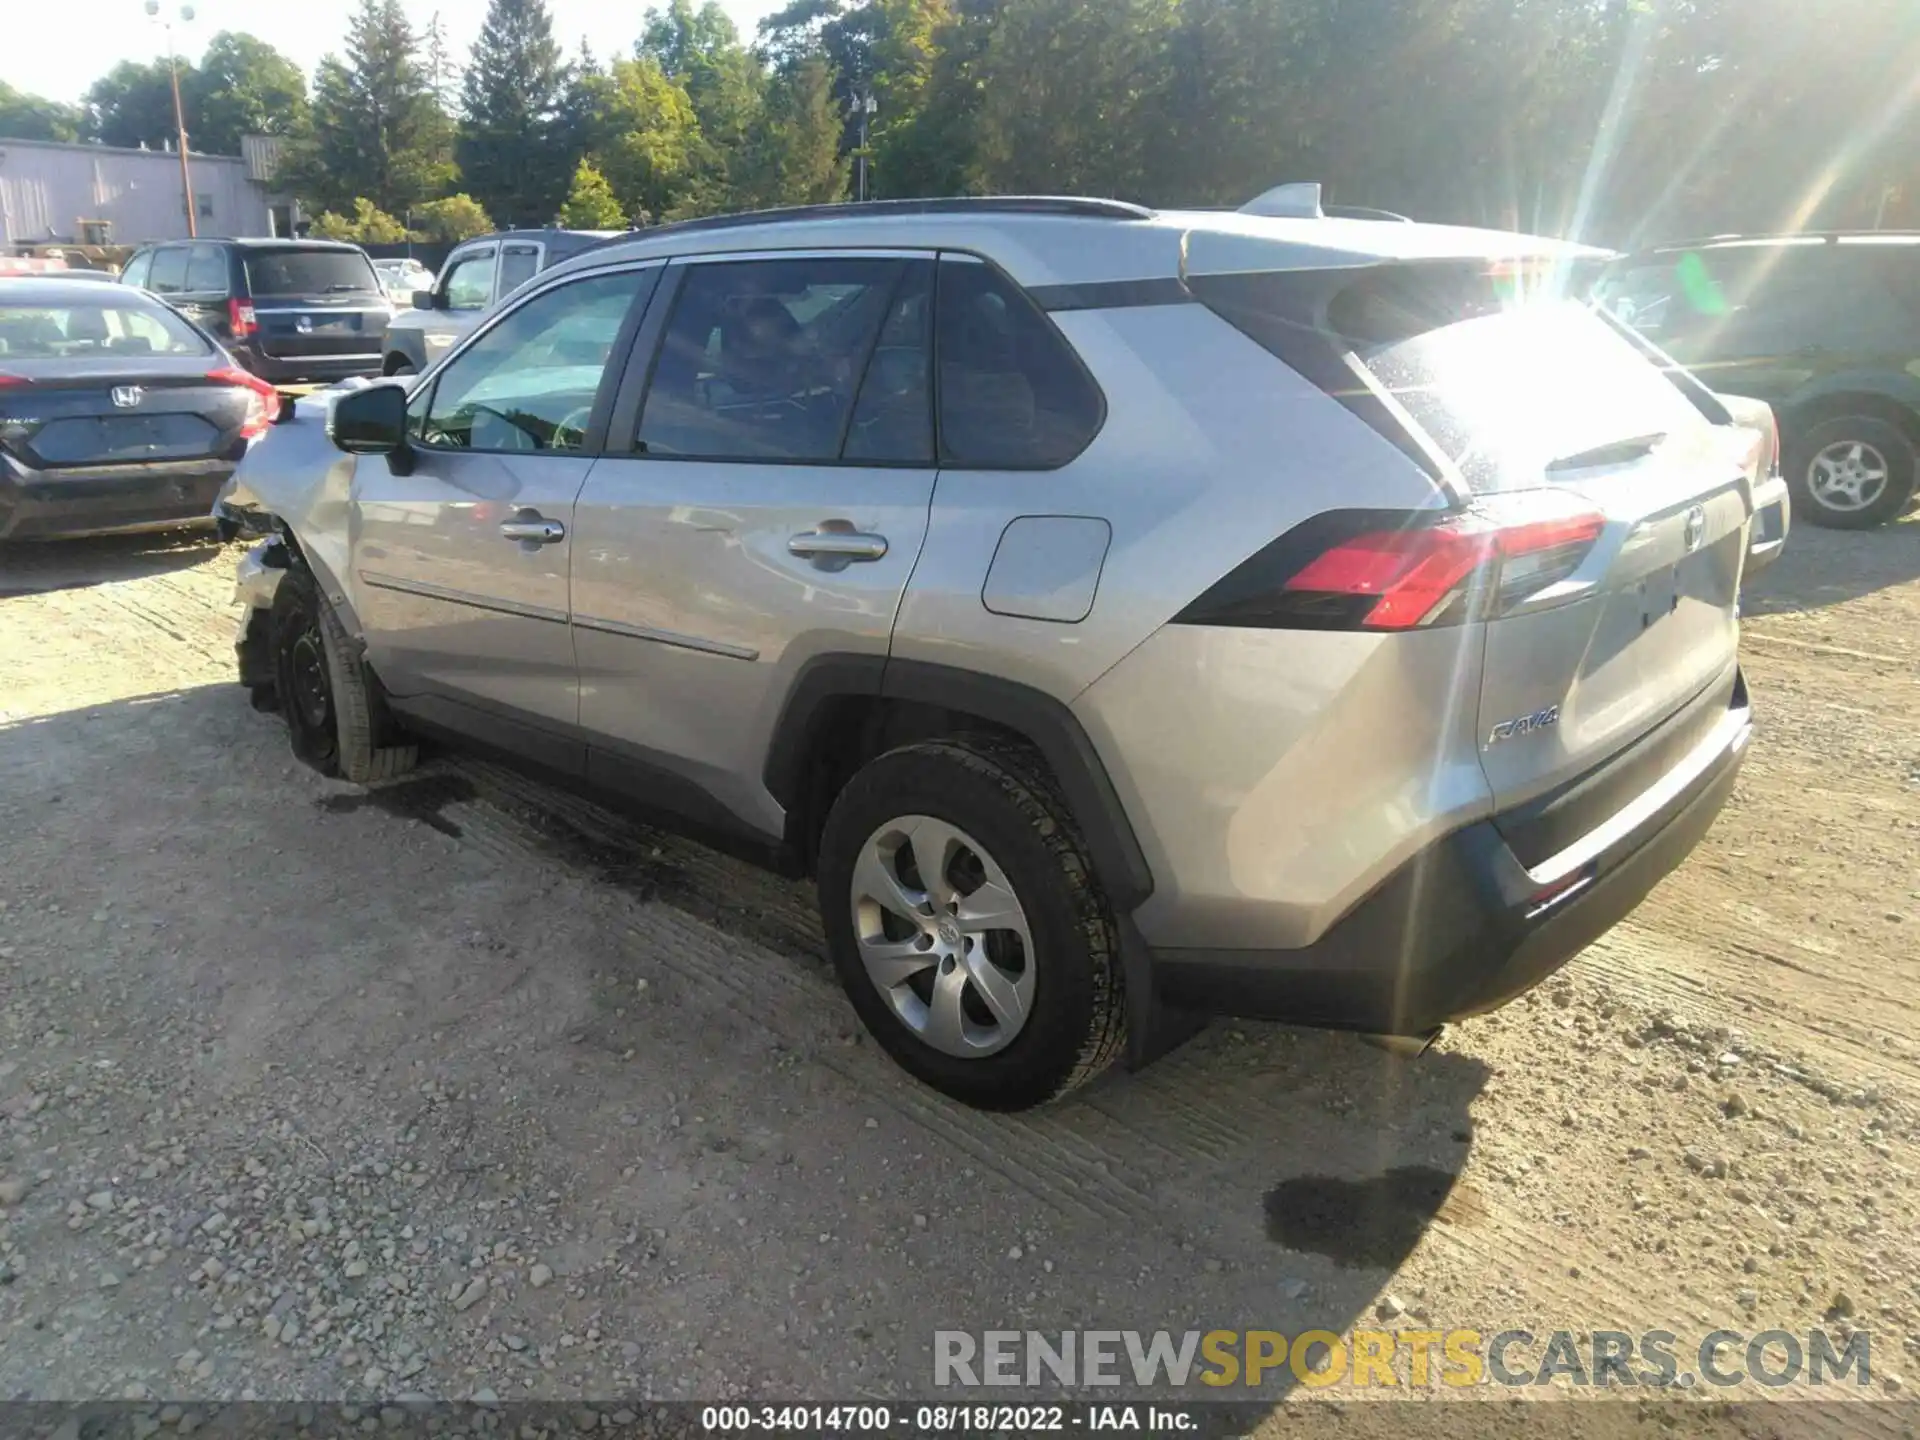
[764,655,1155,914]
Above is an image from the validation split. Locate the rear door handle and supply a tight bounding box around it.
[501,516,565,544]
[789,530,888,562]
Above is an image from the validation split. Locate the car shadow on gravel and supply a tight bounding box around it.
[0,527,228,597]
[0,682,1492,1403]
[1742,510,1920,618]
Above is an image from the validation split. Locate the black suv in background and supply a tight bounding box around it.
[1597,234,1920,528]
[119,239,392,385]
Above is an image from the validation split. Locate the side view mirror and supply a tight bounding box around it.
[412,289,441,311]
[328,381,411,467]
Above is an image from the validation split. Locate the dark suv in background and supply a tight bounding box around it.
[120,239,392,385]
[1597,233,1920,528]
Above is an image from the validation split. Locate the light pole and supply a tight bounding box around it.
[144,0,197,238]
[850,91,877,202]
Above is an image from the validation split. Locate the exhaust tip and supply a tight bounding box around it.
[1358,1028,1443,1058]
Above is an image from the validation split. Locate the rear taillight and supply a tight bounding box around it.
[227,299,258,338]
[207,365,278,439]
[1177,494,1606,632]
[0,373,29,388]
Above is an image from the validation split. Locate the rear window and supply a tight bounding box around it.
[244,248,382,298]
[0,300,210,359]
[1196,262,1706,492]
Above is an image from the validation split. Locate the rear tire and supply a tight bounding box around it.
[816,736,1126,1111]
[1785,415,1916,530]
[269,562,417,784]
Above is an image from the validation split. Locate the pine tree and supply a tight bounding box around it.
[557,159,626,227]
[282,0,452,215]
[423,12,462,114]
[457,0,569,227]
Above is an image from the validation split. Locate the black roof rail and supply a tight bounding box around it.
[602,195,1154,243]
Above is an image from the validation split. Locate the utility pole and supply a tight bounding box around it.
[851,91,877,202]
[145,0,197,237]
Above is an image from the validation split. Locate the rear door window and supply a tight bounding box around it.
[636,256,906,462]
[184,245,228,294]
[244,248,382,298]
[935,257,1104,468]
[497,244,542,300]
[147,246,188,294]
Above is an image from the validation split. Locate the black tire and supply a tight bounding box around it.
[816,735,1127,1111]
[384,356,417,377]
[1785,414,1917,530]
[269,562,417,784]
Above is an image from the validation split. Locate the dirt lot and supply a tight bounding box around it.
[0,515,1916,1433]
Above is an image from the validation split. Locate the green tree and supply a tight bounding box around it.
[726,53,847,209]
[186,32,309,155]
[309,197,411,242]
[409,192,495,240]
[458,0,569,227]
[423,10,463,113]
[641,0,766,208]
[557,159,627,226]
[282,0,453,216]
[83,59,186,151]
[593,56,704,222]
[0,81,83,142]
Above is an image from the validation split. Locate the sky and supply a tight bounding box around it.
[1,0,788,105]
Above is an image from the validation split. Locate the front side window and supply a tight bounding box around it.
[936,258,1104,468]
[498,244,541,299]
[442,251,497,311]
[637,256,906,462]
[414,269,652,453]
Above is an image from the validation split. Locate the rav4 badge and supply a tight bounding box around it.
[1487,706,1561,746]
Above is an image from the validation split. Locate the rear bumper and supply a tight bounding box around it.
[232,346,384,384]
[1151,671,1752,1036]
[0,458,232,541]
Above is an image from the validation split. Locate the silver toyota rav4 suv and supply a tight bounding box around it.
[219,194,1763,1111]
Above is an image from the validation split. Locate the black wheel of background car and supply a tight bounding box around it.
[816,735,1127,1111]
[1785,415,1917,530]
[268,562,418,784]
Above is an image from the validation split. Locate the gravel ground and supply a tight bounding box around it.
[0,517,1917,1436]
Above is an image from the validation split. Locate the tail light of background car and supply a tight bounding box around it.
[1176,492,1607,632]
[207,366,279,439]
[227,299,258,339]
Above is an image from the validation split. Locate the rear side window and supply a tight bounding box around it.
[244,248,381,298]
[936,258,1103,468]
[147,247,187,294]
[185,245,228,293]
[1196,262,1705,493]
[638,256,906,463]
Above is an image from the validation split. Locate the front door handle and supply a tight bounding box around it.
[788,530,888,562]
[501,515,565,544]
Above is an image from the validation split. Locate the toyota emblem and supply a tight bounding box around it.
[1683,504,1707,553]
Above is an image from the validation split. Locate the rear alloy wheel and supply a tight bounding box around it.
[1787,415,1917,530]
[269,561,417,784]
[817,737,1126,1111]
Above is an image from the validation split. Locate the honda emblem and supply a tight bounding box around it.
[111,386,143,408]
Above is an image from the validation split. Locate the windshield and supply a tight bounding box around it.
[0,300,210,359]
[245,249,382,298]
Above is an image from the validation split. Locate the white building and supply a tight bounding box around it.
[0,135,297,248]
